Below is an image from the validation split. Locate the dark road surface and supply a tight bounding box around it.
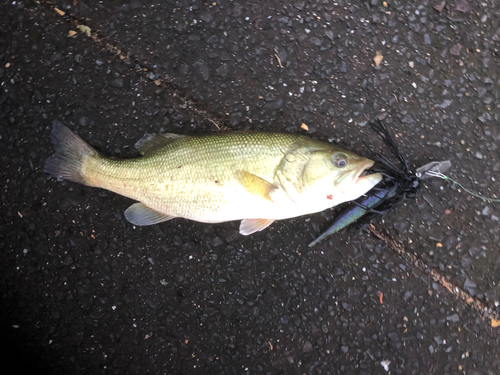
[1,0,499,374]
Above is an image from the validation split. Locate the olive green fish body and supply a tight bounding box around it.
[85,133,300,221]
[45,121,382,235]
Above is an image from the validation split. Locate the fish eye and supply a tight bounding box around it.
[332,153,348,168]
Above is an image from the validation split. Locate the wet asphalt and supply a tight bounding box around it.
[1,0,499,374]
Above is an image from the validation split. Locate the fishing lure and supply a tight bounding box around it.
[308,187,392,247]
[309,120,451,247]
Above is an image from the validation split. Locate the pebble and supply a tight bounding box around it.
[229,112,242,126]
[481,206,492,216]
[303,341,313,353]
[463,279,477,295]
[450,44,462,56]
[262,99,283,111]
[446,314,460,323]
[111,78,124,88]
[193,61,210,81]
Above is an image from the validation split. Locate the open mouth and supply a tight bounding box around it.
[335,158,382,195]
[352,159,376,185]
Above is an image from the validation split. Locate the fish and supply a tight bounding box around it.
[45,120,382,235]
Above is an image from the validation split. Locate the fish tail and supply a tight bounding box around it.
[45,120,98,186]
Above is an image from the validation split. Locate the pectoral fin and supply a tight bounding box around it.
[239,218,275,235]
[124,203,175,226]
[235,170,276,201]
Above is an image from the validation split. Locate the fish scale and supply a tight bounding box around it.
[85,133,299,221]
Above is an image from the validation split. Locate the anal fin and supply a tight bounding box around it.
[239,218,275,235]
[124,202,175,226]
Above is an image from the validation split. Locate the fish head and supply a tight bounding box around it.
[299,147,383,209]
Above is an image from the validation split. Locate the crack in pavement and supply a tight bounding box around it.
[369,224,499,324]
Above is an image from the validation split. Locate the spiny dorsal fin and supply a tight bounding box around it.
[135,133,188,156]
[124,202,176,226]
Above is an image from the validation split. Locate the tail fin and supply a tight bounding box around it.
[45,120,97,186]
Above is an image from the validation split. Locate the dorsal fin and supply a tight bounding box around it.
[134,133,188,155]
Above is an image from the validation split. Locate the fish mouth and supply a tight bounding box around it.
[350,159,382,192]
[335,158,382,194]
[352,159,375,184]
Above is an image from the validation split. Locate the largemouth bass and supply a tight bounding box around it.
[45,121,382,235]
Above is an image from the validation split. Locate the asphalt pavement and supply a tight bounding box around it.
[1,0,499,374]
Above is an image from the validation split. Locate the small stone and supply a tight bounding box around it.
[393,221,406,232]
[450,44,462,56]
[79,116,89,126]
[341,302,352,311]
[437,99,452,108]
[464,279,477,295]
[263,92,275,101]
[111,78,123,88]
[481,206,492,216]
[310,37,322,46]
[211,236,224,247]
[262,99,283,111]
[380,360,390,371]
[193,61,210,81]
[229,112,242,126]
[224,229,239,243]
[332,267,344,276]
[402,115,413,123]
[447,314,460,323]
[388,332,399,342]
[216,63,228,77]
[233,3,243,17]
[476,87,487,97]
[468,247,481,257]
[200,11,213,23]
[456,1,469,13]
[303,341,313,353]
[403,291,413,302]
[130,1,141,10]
